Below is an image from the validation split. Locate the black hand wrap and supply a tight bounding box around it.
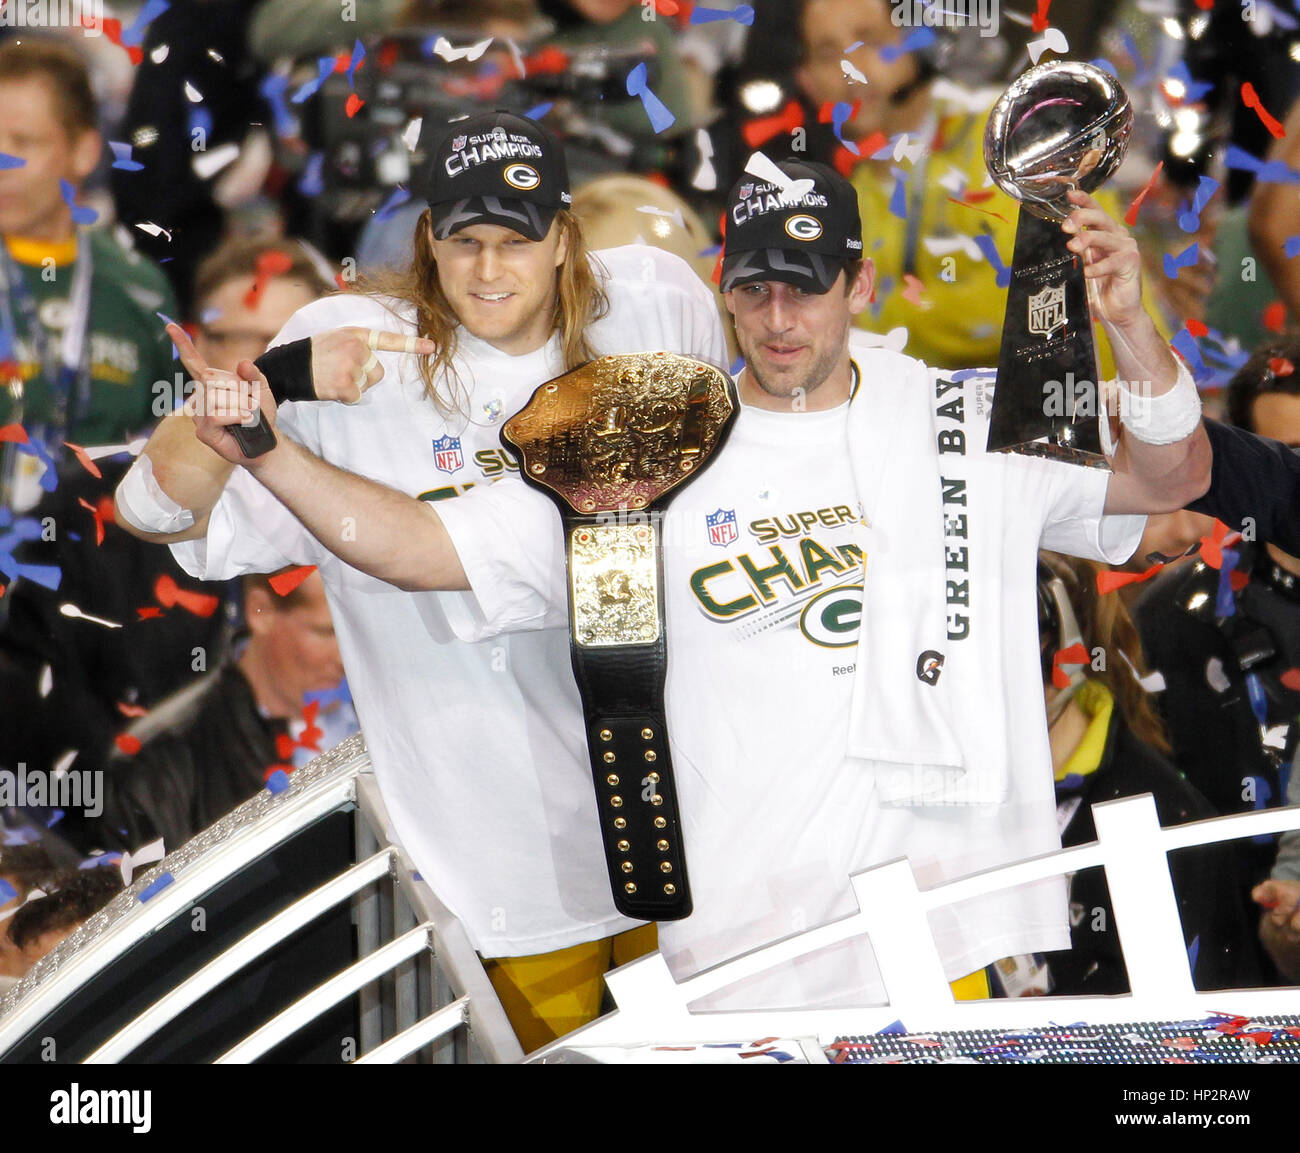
[253,338,315,403]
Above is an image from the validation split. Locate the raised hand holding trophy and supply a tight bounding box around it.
[983,61,1133,466]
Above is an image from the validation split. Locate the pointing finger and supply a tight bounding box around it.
[364,330,438,356]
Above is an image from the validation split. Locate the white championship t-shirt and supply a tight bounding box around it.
[435,339,1144,1006]
[169,246,728,957]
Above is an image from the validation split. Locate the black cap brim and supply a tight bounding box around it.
[720,248,845,294]
[430,196,558,243]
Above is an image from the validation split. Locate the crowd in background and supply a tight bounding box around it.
[2,0,1300,1006]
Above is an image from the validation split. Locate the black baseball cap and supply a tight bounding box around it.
[421,110,572,242]
[720,159,863,294]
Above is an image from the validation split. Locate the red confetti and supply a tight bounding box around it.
[64,441,102,480]
[946,196,1012,225]
[136,606,165,620]
[269,565,317,597]
[154,573,220,618]
[114,733,142,755]
[77,497,106,546]
[653,0,679,13]
[1244,1030,1273,1045]
[1241,82,1286,140]
[99,17,144,65]
[1052,643,1090,688]
[1185,318,1209,338]
[1264,300,1287,332]
[901,274,926,305]
[345,93,365,119]
[117,701,149,718]
[1194,0,1213,7]
[524,46,569,76]
[0,423,28,443]
[1123,162,1164,227]
[1281,669,1300,692]
[962,189,997,205]
[1199,520,1233,569]
[1097,563,1163,595]
[263,763,294,782]
[1270,357,1295,377]
[1032,0,1053,32]
[743,100,804,149]
[275,733,296,761]
[242,249,295,311]
[1230,569,1250,591]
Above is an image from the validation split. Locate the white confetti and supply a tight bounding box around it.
[923,235,985,261]
[38,663,52,698]
[892,134,926,165]
[134,221,173,240]
[52,748,77,777]
[936,166,969,196]
[84,437,148,460]
[402,116,423,153]
[183,80,203,103]
[433,35,492,63]
[59,603,122,629]
[744,151,814,203]
[692,127,717,191]
[503,37,526,78]
[636,204,686,229]
[206,48,225,64]
[840,58,868,85]
[1205,656,1230,694]
[150,43,169,64]
[120,838,166,887]
[191,141,240,180]
[1027,27,1070,66]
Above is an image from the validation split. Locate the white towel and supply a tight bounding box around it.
[843,350,1013,804]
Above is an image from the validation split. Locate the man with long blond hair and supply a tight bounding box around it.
[116,110,727,1052]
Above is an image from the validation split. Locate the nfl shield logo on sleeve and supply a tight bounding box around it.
[451,135,467,152]
[432,435,464,474]
[706,508,738,547]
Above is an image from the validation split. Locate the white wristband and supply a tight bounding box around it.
[116,454,196,535]
[1117,358,1202,445]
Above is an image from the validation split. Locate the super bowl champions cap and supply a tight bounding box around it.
[720,159,863,294]
[422,110,571,242]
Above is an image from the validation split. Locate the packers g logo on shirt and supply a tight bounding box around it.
[503,163,541,191]
[784,214,823,242]
[799,585,862,648]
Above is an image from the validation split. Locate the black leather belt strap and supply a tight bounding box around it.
[502,352,737,921]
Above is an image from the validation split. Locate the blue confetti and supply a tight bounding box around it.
[1119,31,1152,87]
[1224,144,1300,185]
[888,167,908,219]
[138,871,174,902]
[625,62,676,134]
[1163,241,1200,278]
[0,878,15,902]
[1286,236,1300,259]
[1165,60,1214,104]
[729,355,746,376]
[45,810,64,828]
[523,102,553,122]
[1187,935,1200,974]
[108,141,145,172]
[375,187,411,221]
[291,56,336,105]
[1246,673,1268,726]
[877,1019,907,1034]
[59,180,98,225]
[121,0,169,47]
[266,769,291,794]
[260,72,297,139]
[1216,547,1238,617]
[1178,175,1219,233]
[973,234,1012,288]
[298,151,325,198]
[1089,58,1118,78]
[188,104,213,140]
[2,826,40,846]
[346,39,366,89]
[881,27,934,62]
[1171,329,1208,380]
[690,3,754,23]
[0,152,24,170]
[830,101,860,156]
[79,853,121,870]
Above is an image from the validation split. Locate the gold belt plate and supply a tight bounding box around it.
[501,352,737,515]
[570,521,661,647]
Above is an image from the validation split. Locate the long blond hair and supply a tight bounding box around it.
[358,208,610,419]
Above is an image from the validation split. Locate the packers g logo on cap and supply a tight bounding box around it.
[503,163,542,191]
[784,214,823,242]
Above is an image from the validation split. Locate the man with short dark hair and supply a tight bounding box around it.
[161,156,1209,1009]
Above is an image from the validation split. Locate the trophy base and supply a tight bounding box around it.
[988,211,1112,471]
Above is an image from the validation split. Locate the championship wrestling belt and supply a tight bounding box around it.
[502,352,738,921]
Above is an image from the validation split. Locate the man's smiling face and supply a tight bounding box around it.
[430,220,569,356]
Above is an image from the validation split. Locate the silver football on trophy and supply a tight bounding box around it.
[984,61,1133,222]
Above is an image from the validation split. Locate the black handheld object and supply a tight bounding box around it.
[229,412,278,458]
